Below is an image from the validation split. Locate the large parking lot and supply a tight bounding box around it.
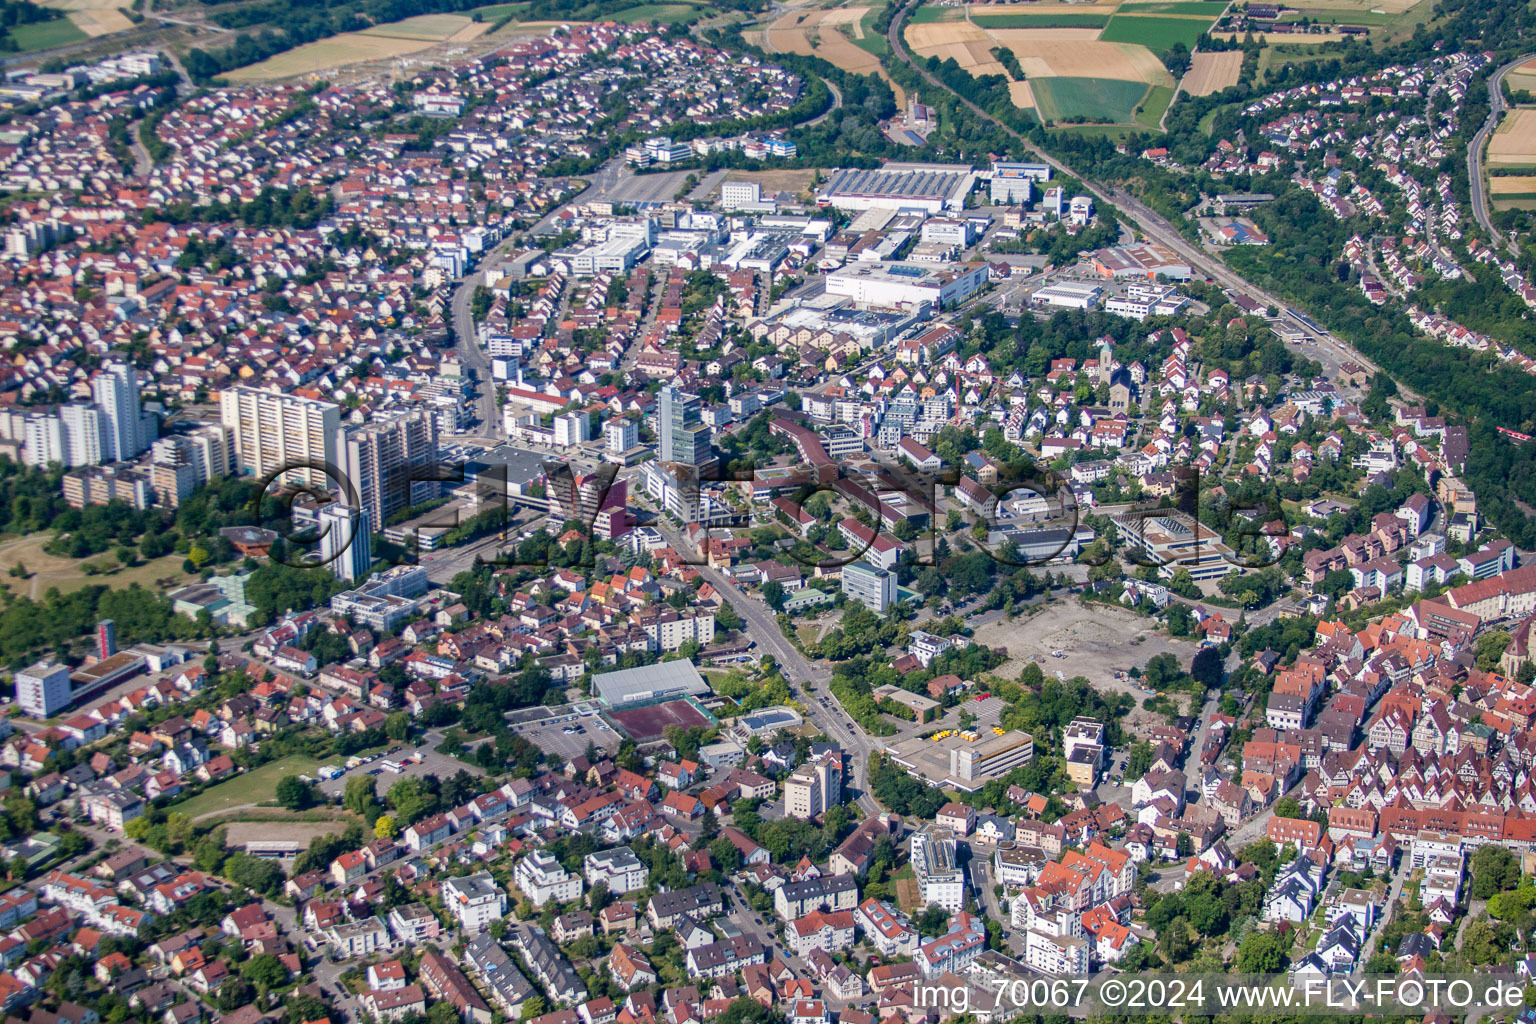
[506,702,624,761]
[316,746,480,797]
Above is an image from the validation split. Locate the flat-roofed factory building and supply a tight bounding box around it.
[817,164,976,214]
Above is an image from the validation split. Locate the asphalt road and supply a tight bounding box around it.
[652,521,881,816]
[1469,54,1536,256]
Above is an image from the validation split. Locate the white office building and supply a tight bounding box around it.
[1030,281,1104,310]
[826,261,989,310]
[989,161,1051,204]
[842,560,897,613]
[721,181,763,208]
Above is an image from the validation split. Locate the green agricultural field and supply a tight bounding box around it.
[853,9,891,56]
[1031,75,1149,124]
[1284,7,1396,23]
[8,19,87,51]
[472,2,532,17]
[909,3,962,23]
[1099,12,1214,50]
[607,3,703,23]
[970,12,1111,27]
[1120,1,1230,13]
[175,755,322,820]
[1135,83,1175,126]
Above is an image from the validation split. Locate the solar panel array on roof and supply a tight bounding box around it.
[825,166,970,201]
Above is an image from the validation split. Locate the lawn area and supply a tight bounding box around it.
[1099,12,1214,50]
[8,18,87,50]
[970,12,1110,26]
[1032,75,1149,124]
[1135,83,1175,127]
[0,532,198,601]
[176,755,322,820]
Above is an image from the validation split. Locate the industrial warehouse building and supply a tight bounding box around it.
[826,261,989,310]
[816,164,976,213]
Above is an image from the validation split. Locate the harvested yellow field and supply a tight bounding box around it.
[1506,69,1536,95]
[37,0,131,36]
[1182,49,1242,95]
[767,11,818,53]
[1490,109,1536,168]
[812,7,870,27]
[911,23,1168,84]
[987,30,1168,82]
[817,27,909,106]
[986,26,1104,41]
[1492,176,1536,194]
[904,21,1009,75]
[1008,79,1035,108]
[905,19,989,47]
[969,1,1119,11]
[225,33,440,80]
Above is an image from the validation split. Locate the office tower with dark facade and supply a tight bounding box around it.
[659,386,711,467]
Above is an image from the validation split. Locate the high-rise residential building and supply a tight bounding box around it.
[338,411,440,533]
[220,386,341,491]
[659,385,710,466]
[58,404,105,467]
[149,425,232,507]
[909,825,964,912]
[15,660,71,718]
[785,751,843,820]
[20,413,64,468]
[553,411,591,448]
[92,361,147,462]
[842,560,897,613]
[319,503,372,583]
[606,417,638,454]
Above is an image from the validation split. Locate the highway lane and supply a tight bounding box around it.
[1469,53,1536,256]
